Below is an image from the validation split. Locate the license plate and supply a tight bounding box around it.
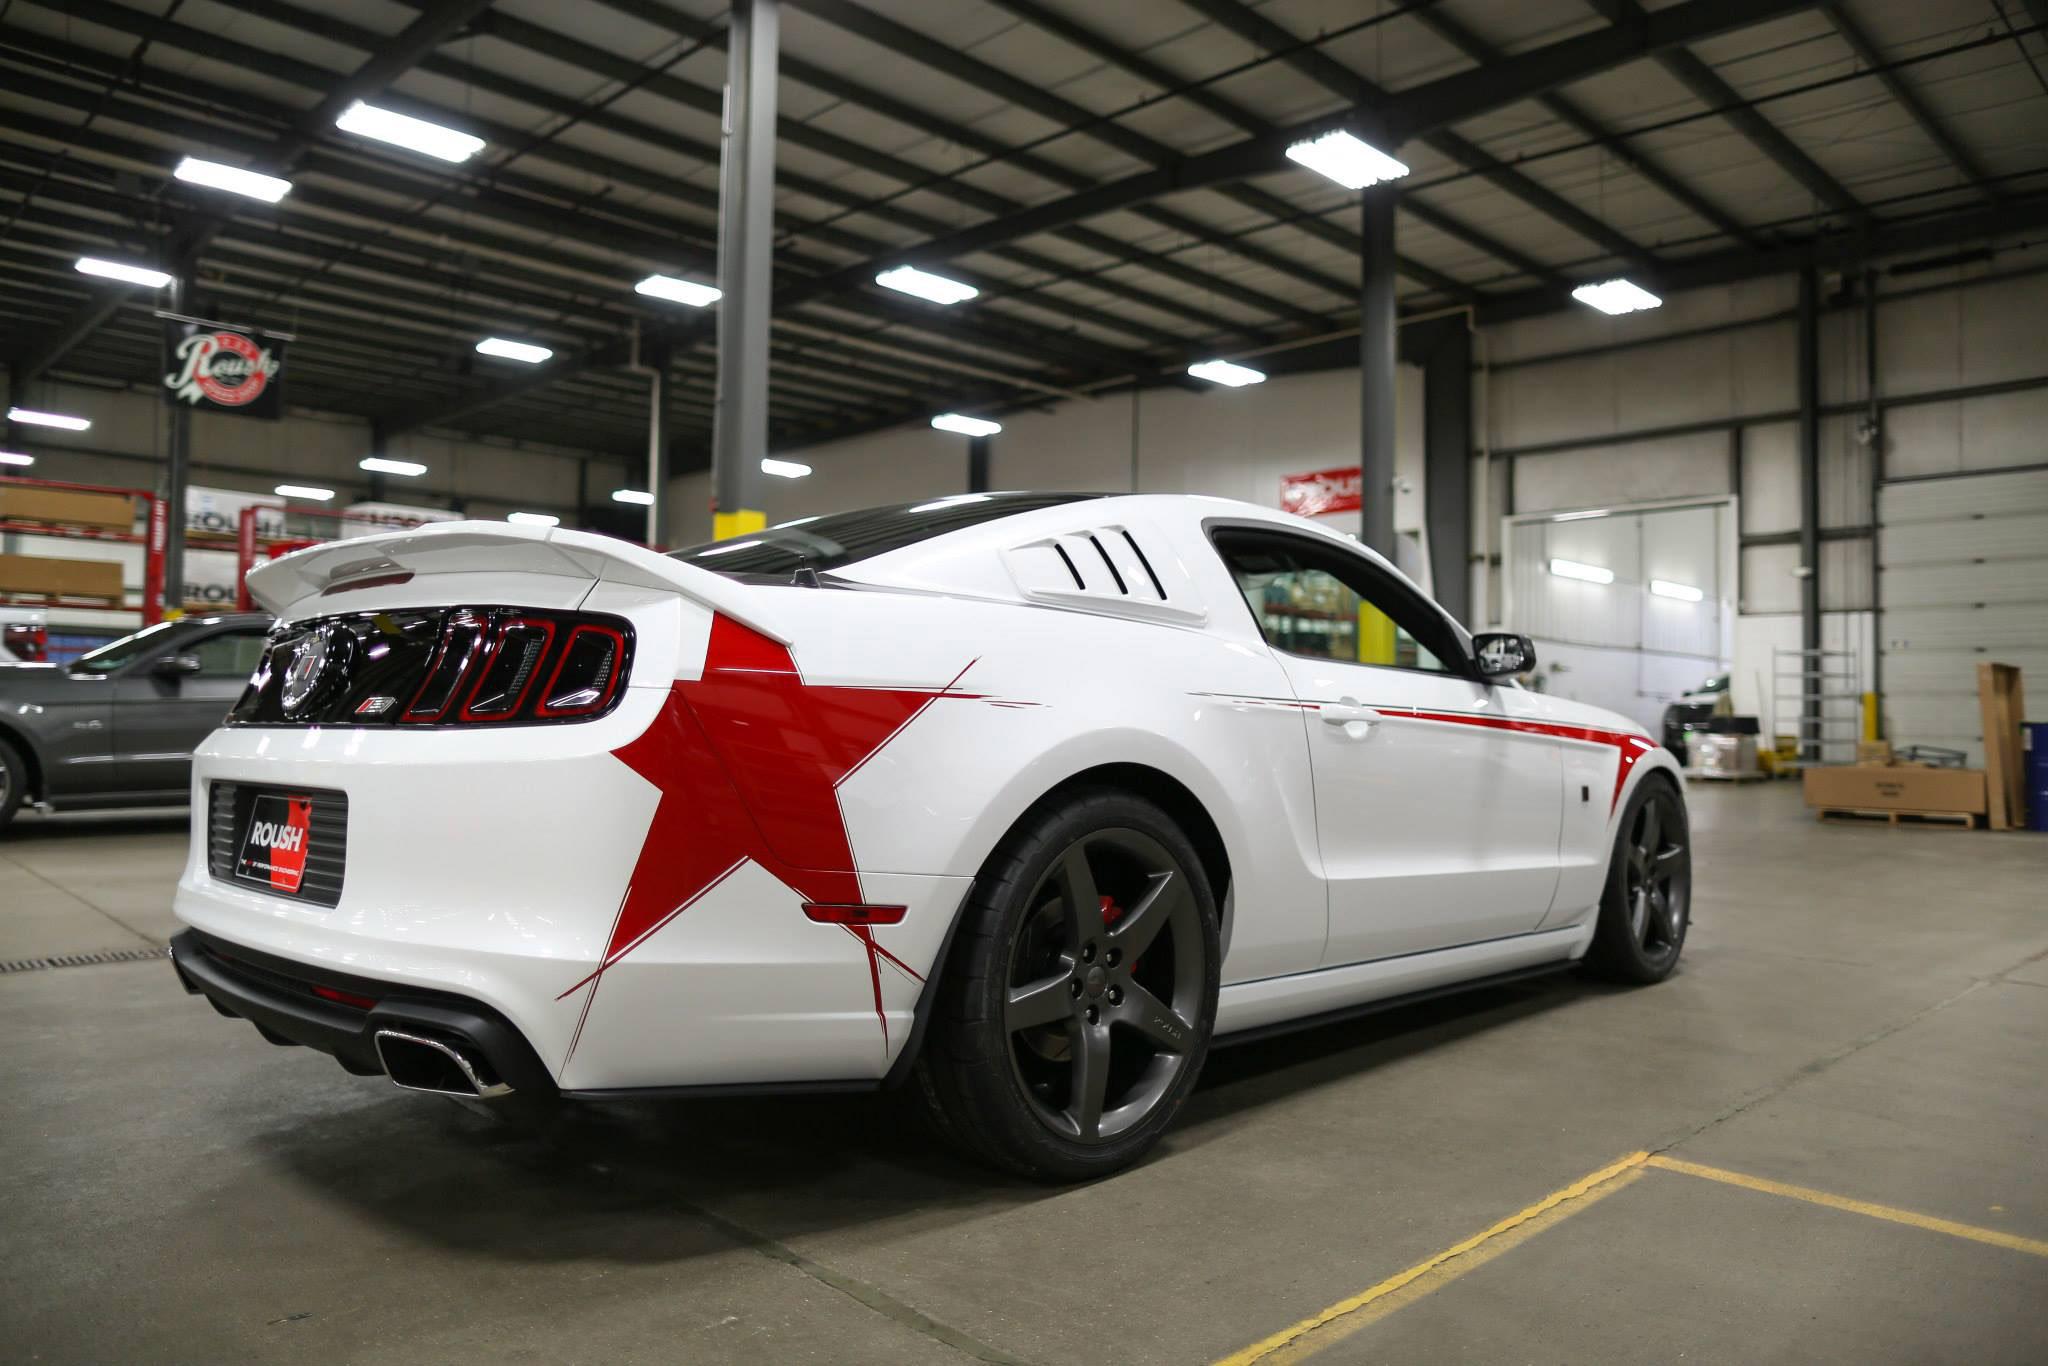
[234,793,315,896]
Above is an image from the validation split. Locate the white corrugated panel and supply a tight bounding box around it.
[1878,468,2048,763]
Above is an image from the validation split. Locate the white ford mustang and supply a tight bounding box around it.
[171,492,1688,1179]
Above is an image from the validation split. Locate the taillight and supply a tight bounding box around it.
[458,617,556,721]
[535,624,627,717]
[4,623,46,662]
[398,607,632,726]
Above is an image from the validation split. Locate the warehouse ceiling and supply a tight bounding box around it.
[3,0,2046,466]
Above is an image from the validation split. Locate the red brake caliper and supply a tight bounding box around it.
[1100,895,1135,974]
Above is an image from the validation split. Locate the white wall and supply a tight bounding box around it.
[662,364,1426,552]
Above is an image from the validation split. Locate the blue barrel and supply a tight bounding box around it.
[2025,722,2048,833]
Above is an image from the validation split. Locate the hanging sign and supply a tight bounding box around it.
[1280,466,1361,518]
[163,323,285,418]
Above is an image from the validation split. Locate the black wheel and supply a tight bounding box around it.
[0,734,27,831]
[1584,775,1690,983]
[916,789,1220,1181]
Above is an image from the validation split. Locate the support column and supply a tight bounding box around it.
[967,434,990,493]
[710,0,778,541]
[645,342,671,547]
[1797,266,1822,760]
[1420,319,1472,625]
[1359,188,1398,559]
[161,268,192,619]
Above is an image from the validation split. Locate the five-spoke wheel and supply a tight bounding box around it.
[1004,829,1205,1144]
[1587,775,1690,983]
[917,789,1219,1180]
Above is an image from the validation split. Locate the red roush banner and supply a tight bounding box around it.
[1280,465,1361,517]
[163,322,285,419]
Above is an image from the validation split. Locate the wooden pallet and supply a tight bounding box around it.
[1814,806,1979,830]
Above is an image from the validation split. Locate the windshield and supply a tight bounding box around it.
[668,492,1099,578]
[67,622,183,674]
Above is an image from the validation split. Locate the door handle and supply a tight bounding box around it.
[1319,699,1382,732]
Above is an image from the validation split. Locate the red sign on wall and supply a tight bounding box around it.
[1280,466,1361,517]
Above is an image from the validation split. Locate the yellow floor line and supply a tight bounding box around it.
[1645,1155,2048,1257]
[1210,1151,1651,1366]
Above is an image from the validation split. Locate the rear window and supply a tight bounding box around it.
[669,492,1099,579]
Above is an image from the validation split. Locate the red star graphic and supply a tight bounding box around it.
[559,614,972,1059]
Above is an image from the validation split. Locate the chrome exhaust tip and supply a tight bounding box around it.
[373,1028,513,1099]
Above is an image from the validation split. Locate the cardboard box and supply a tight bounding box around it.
[0,485,136,531]
[1803,764,1987,816]
[1856,740,1894,765]
[0,553,126,602]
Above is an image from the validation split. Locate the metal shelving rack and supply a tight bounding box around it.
[1771,645,1862,768]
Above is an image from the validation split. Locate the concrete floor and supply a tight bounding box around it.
[2,784,2045,1364]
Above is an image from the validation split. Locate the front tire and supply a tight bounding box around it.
[916,789,1220,1181]
[0,734,28,831]
[1584,774,1691,983]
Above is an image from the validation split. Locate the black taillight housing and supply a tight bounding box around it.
[229,606,634,728]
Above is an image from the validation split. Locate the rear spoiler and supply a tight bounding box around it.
[243,521,788,642]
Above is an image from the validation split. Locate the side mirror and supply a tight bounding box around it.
[1472,632,1536,678]
[153,653,203,679]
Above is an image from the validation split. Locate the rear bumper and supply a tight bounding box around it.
[173,706,973,1091]
[169,928,556,1094]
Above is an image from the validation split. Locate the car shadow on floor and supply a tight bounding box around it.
[238,969,1608,1264]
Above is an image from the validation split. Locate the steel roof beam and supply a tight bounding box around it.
[1583,0,1870,227]
[1408,5,1762,248]
[13,0,497,381]
[784,192,2048,451]
[984,0,1482,301]
[1820,2,1998,203]
[1180,0,1663,273]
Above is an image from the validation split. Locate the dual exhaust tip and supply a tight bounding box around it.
[373,1028,513,1099]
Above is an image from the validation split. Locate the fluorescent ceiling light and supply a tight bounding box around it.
[507,511,560,527]
[273,484,334,501]
[698,539,763,557]
[0,451,33,467]
[7,407,90,431]
[611,489,655,506]
[74,256,172,289]
[760,457,812,479]
[335,100,484,163]
[1650,578,1704,603]
[1552,508,1608,522]
[1572,278,1662,315]
[931,413,1001,437]
[1187,359,1266,387]
[1549,558,1615,585]
[173,156,291,203]
[876,265,978,306]
[475,337,553,364]
[636,274,721,307]
[1284,130,1410,189]
[359,456,427,477]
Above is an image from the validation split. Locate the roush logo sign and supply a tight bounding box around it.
[236,795,313,895]
[1280,465,1362,517]
[163,322,286,419]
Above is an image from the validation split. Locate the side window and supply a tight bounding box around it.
[1213,529,1465,676]
[188,630,271,678]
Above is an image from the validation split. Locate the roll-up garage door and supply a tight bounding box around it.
[1878,467,2048,764]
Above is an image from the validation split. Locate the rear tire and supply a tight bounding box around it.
[1584,774,1691,984]
[915,788,1220,1182]
[0,735,27,831]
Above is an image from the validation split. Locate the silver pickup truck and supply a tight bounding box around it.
[0,613,272,829]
